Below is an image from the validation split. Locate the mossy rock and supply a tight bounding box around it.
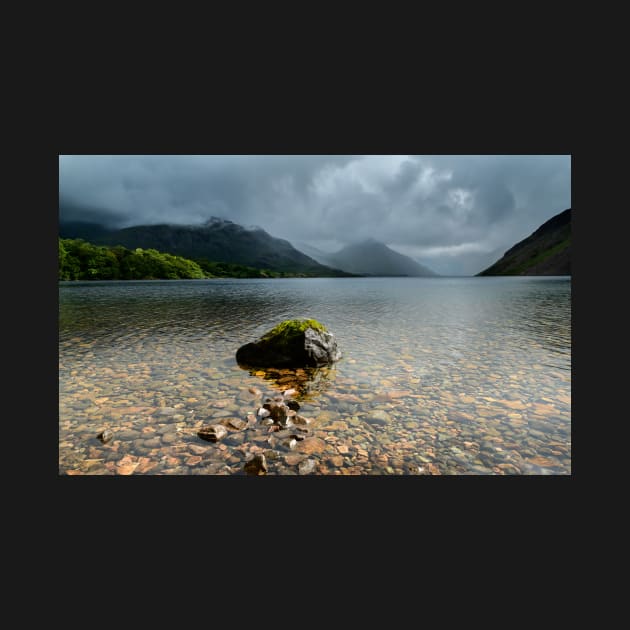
[236,319,341,368]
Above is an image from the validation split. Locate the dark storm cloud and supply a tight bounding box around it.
[59,154,570,275]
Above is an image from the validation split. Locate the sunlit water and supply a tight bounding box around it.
[59,277,571,475]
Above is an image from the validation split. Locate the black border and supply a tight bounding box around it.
[45,96,577,548]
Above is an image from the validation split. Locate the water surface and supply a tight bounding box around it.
[59,277,571,475]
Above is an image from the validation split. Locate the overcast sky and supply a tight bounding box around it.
[59,155,571,275]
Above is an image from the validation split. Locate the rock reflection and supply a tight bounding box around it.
[238,364,336,402]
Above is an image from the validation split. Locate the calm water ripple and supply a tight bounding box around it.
[59,277,571,475]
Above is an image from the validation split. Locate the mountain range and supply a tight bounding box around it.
[60,216,439,277]
[60,209,571,278]
[478,208,571,276]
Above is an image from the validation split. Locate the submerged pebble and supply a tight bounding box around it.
[97,429,113,444]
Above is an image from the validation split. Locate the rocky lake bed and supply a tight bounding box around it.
[59,345,570,476]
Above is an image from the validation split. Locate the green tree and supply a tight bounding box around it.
[59,238,208,280]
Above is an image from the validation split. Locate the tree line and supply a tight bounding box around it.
[59,238,307,280]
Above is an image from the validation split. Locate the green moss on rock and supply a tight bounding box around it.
[261,319,327,347]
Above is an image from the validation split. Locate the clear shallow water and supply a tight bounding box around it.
[59,277,571,475]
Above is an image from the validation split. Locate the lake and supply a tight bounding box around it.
[59,277,571,475]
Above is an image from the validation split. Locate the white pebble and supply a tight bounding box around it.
[257,407,270,418]
[283,388,297,397]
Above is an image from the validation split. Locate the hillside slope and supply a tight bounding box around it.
[477,208,571,276]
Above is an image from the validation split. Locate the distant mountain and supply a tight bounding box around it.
[477,208,571,276]
[303,238,438,276]
[294,242,333,265]
[59,216,353,277]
